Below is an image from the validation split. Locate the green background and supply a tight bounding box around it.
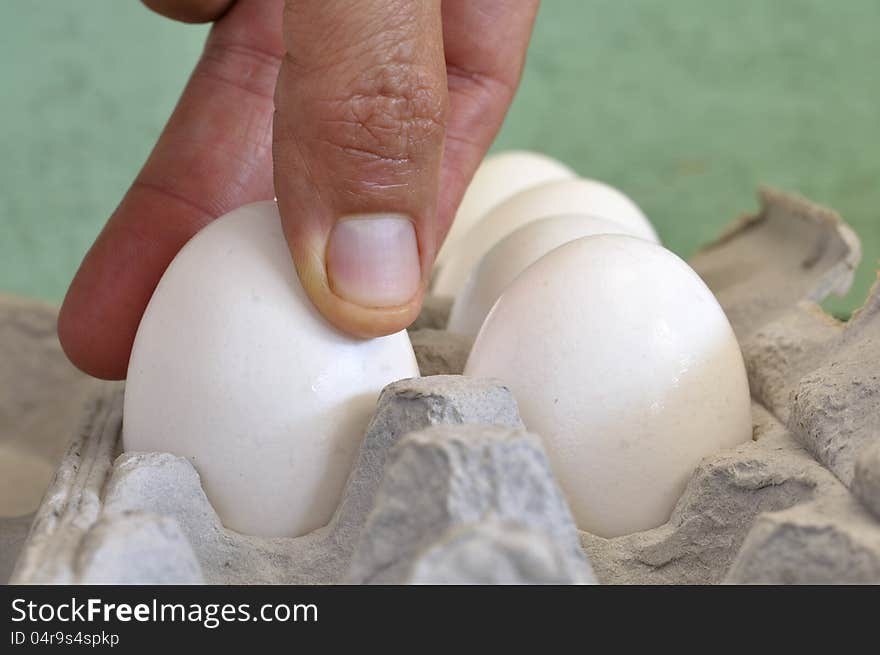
[2,0,878,317]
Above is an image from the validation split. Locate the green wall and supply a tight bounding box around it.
[2,1,878,317]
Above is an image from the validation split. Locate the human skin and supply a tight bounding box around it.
[58,0,540,379]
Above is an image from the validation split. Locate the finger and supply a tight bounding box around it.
[59,0,285,379]
[273,0,447,338]
[434,0,541,249]
[141,0,237,23]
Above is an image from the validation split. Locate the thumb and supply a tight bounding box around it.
[273,0,447,338]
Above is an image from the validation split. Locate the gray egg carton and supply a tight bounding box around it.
[6,188,880,584]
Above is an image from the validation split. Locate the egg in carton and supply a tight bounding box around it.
[7,186,880,584]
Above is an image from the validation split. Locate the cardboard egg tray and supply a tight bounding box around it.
[4,188,880,584]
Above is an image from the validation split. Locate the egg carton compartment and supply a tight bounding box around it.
[0,295,96,583]
[10,376,595,584]
[7,188,880,584]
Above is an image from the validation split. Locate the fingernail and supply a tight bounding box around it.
[326,214,421,308]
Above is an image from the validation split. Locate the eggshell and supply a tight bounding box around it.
[123,201,420,538]
[436,150,576,265]
[433,177,659,297]
[464,235,751,538]
[447,214,643,338]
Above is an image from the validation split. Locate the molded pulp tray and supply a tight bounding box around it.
[6,188,880,584]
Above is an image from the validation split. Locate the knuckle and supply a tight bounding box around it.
[317,62,448,165]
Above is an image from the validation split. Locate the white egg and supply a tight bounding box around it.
[436,150,576,265]
[434,177,659,297]
[447,214,644,338]
[464,235,751,538]
[123,201,419,538]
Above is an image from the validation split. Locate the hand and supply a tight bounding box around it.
[58,0,539,379]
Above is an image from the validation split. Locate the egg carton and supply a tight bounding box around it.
[7,188,880,584]
[0,295,96,583]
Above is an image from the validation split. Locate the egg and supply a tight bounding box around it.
[436,150,575,265]
[123,201,420,538]
[447,214,644,338]
[464,235,751,538]
[433,177,659,297]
